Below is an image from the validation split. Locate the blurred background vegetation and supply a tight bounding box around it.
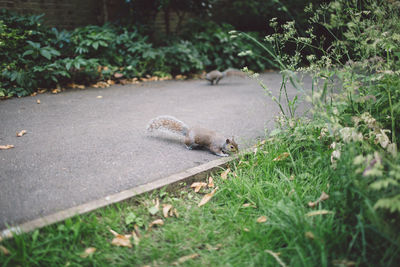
[0,0,326,97]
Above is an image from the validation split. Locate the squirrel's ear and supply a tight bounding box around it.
[226,139,230,144]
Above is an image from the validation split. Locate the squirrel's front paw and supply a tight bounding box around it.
[216,153,229,157]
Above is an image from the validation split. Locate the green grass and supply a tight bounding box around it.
[1,124,399,266]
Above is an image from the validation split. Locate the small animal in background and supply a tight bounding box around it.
[205,68,246,85]
[146,115,239,157]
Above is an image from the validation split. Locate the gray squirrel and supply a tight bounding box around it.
[205,68,246,85]
[147,115,238,157]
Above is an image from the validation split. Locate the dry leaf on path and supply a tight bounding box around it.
[149,219,164,228]
[190,182,207,192]
[16,130,27,137]
[80,247,96,258]
[273,152,290,161]
[109,229,132,248]
[265,250,287,267]
[163,204,172,218]
[0,245,10,255]
[256,216,268,223]
[51,88,61,94]
[306,210,333,217]
[198,187,218,207]
[36,99,41,104]
[0,145,14,150]
[96,95,103,99]
[220,168,230,180]
[173,253,200,265]
[208,176,214,188]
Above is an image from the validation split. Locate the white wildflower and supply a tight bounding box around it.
[375,129,391,149]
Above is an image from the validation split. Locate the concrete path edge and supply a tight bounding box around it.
[1,154,240,239]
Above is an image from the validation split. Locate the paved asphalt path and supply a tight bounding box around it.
[0,73,310,229]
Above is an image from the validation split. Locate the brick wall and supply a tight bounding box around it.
[0,0,101,29]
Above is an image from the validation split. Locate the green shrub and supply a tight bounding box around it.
[0,10,274,97]
[249,0,400,225]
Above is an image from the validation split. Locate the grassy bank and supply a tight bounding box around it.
[1,128,398,266]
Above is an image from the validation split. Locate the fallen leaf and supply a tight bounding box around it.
[96,95,103,99]
[173,253,200,265]
[260,139,266,145]
[265,249,287,267]
[220,168,230,180]
[332,259,356,267]
[243,228,250,232]
[289,175,295,181]
[119,79,128,85]
[305,231,315,239]
[107,79,115,85]
[31,92,37,96]
[109,229,132,248]
[208,176,214,188]
[131,231,140,246]
[16,130,27,137]
[149,219,164,228]
[0,145,14,150]
[306,210,333,217]
[38,89,47,94]
[308,191,330,207]
[114,72,124,78]
[206,243,222,251]
[163,204,172,218]
[273,152,290,161]
[67,83,85,89]
[36,99,41,104]
[80,247,96,258]
[256,216,268,223]
[0,245,10,255]
[51,88,61,94]
[242,203,251,207]
[190,182,207,192]
[198,187,218,207]
[172,208,179,218]
[319,191,329,201]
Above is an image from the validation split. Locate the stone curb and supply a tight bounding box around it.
[0,154,240,239]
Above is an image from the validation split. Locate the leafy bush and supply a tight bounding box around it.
[240,0,400,263]
[245,0,400,243]
[0,10,273,98]
[180,20,271,72]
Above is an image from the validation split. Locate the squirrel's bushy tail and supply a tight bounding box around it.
[146,115,189,136]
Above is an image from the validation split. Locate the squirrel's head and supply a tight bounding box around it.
[223,137,239,154]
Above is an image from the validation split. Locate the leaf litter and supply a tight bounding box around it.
[198,187,218,207]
